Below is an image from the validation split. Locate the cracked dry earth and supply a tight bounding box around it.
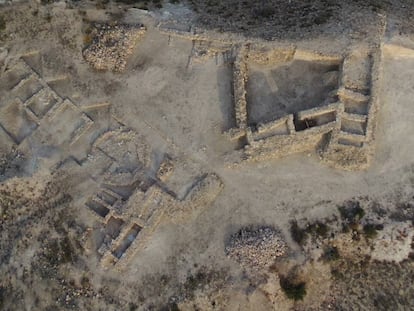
[1,1,414,311]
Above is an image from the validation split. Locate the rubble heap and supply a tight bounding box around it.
[225,226,287,270]
[83,23,146,72]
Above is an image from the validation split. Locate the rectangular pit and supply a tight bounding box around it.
[0,99,39,144]
[338,138,363,148]
[342,52,372,94]
[341,118,367,135]
[39,100,86,146]
[104,217,125,240]
[14,75,44,102]
[103,184,134,200]
[86,198,110,218]
[112,224,142,259]
[70,114,93,144]
[0,64,31,92]
[97,189,120,206]
[343,98,369,115]
[26,87,61,118]
[253,119,290,140]
[294,111,336,132]
[246,59,340,126]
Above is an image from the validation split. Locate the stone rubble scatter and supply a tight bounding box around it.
[225,226,287,270]
[83,23,146,72]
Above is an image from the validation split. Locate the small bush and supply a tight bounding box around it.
[338,201,365,222]
[321,245,340,262]
[206,0,219,7]
[290,220,308,245]
[0,285,4,309]
[159,302,180,311]
[115,0,142,4]
[96,2,107,9]
[307,221,329,238]
[330,267,344,280]
[314,10,332,25]
[279,276,306,301]
[363,223,383,239]
[254,6,275,18]
[114,0,163,8]
[0,16,5,31]
[83,34,93,46]
[80,276,91,288]
[45,13,52,23]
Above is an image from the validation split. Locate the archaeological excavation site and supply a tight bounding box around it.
[1,1,414,310]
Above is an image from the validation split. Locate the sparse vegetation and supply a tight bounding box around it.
[42,234,77,267]
[329,257,414,308]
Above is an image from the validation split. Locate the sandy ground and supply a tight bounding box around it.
[0,1,414,311]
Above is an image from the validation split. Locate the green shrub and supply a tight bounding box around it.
[45,13,52,23]
[279,276,306,301]
[363,223,383,239]
[321,245,340,262]
[0,16,5,31]
[307,221,329,238]
[0,285,4,309]
[330,267,344,280]
[290,220,308,245]
[254,6,275,18]
[338,201,365,222]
